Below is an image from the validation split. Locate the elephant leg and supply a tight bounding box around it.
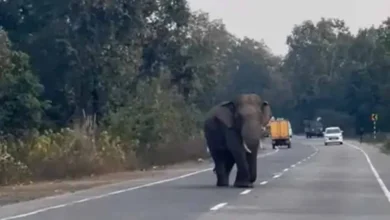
[213,151,229,187]
[223,128,252,188]
[232,152,252,188]
[247,145,258,183]
[210,149,234,187]
[224,151,235,179]
[208,148,229,187]
[204,120,229,187]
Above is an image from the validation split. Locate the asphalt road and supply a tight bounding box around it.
[1,137,390,220]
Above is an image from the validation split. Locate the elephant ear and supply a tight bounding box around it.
[214,101,235,128]
[261,101,272,126]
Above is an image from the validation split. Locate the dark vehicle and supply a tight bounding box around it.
[303,119,324,138]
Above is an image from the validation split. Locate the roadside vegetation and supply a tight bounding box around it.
[0,1,390,185]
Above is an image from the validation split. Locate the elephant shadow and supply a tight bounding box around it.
[175,184,242,190]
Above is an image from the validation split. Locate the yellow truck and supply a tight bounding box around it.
[269,118,292,149]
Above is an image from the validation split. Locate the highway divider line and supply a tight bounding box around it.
[240,143,318,199]
[273,173,282,179]
[346,142,390,203]
[240,189,252,195]
[269,144,319,182]
[257,147,279,158]
[0,148,280,220]
[295,145,319,167]
[210,202,227,211]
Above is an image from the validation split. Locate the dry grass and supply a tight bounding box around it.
[0,157,211,206]
[0,111,208,185]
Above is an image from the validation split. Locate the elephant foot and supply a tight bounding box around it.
[216,182,229,187]
[250,177,257,183]
[233,181,253,188]
[216,180,229,187]
[216,176,229,187]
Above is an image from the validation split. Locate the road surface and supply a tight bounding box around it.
[1,137,390,220]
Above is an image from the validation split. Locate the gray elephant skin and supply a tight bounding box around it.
[203,93,272,188]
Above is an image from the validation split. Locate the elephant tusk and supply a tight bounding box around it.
[243,142,252,153]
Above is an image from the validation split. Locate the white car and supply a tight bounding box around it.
[323,126,343,145]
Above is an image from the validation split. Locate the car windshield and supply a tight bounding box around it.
[326,128,341,134]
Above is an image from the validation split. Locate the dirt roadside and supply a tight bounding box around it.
[0,158,212,206]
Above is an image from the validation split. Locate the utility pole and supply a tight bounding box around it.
[371,113,378,140]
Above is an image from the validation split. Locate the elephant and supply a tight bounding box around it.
[203,93,272,188]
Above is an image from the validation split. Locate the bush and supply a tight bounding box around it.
[25,128,128,180]
[0,120,131,185]
[106,75,205,167]
[0,76,208,185]
[0,147,31,185]
[360,132,389,144]
[380,137,390,154]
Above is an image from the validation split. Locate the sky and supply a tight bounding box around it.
[187,0,390,56]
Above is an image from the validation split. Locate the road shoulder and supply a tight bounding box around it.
[346,140,390,201]
[0,147,275,208]
[0,159,213,207]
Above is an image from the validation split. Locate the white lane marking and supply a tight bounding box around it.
[287,144,318,171]
[240,189,251,195]
[73,198,90,204]
[210,202,228,211]
[260,181,268,185]
[283,168,289,172]
[273,173,282,179]
[346,142,390,203]
[0,169,213,220]
[257,148,279,158]
[0,148,281,220]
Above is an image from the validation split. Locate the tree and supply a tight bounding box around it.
[0,29,48,136]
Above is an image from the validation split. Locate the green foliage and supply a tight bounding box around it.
[106,73,202,165]
[282,17,390,133]
[0,29,49,136]
[1,1,390,184]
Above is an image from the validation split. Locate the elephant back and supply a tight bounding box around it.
[204,101,235,128]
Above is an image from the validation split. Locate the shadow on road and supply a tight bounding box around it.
[173,184,246,191]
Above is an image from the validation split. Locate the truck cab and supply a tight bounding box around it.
[304,120,324,138]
